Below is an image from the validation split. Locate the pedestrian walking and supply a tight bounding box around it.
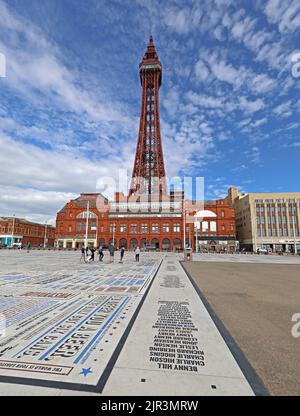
[108,243,115,263]
[80,246,85,262]
[90,247,96,262]
[119,246,125,263]
[135,246,140,262]
[99,246,104,262]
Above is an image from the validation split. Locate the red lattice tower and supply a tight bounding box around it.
[129,36,167,197]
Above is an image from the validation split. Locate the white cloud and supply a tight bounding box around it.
[198,50,277,93]
[195,59,211,82]
[0,2,134,128]
[164,6,203,34]
[0,131,135,221]
[264,0,300,33]
[239,96,265,115]
[273,100,293,117]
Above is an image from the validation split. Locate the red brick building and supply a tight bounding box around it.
[55,193,236,252]
[0,217,55,248]
[55,37,237,252]
[185,198,237,252]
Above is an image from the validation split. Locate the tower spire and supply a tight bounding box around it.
[129,37,167,197]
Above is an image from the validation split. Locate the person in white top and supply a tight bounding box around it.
[135,246,140,262]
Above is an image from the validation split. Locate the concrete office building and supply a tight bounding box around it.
[228,187,300,253]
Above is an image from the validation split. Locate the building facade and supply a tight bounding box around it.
[55,37,237,252]
[55,193,237,251]
[185,198,237,252]
[229,187,300,253]
[55,192,185,250]
[0,217,55,247]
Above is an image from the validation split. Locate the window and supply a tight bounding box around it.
[76,222,82,232]
[77,211,97,219]
[120,224,127,233]
[91,221,96,228]
[152,223,159,233]
[68,225,72,233]
[141,224,148,233]
[131,224,137,233]
[173,224,180,232]
[210,221,217,232]
[202,221,209,232]
[162,223,169,233]
[221,210,225,218]
[110,224,116,232]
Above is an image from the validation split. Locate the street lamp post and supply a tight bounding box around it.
[96,215,99,248]
[85,201,90,250]
[43,221,47,249]
[183,201,186,256]
[112,223,115,247]
[11,214,15,248]
[292,208,297,255]
[195,222,200,253]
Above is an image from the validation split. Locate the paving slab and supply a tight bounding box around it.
[103,256,255,396]
[0,251,163,394]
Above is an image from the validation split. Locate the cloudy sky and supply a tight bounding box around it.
[0,0,299,224]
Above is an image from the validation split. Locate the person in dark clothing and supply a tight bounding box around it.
[120,246,125,263]
[99,246,104,262]
[90,247,96,261]
[80,247,85,262]
[108,243,115,263]
[135,246,140,262]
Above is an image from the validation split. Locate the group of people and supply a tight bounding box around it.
[80,244,141,263]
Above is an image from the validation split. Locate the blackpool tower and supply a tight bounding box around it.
[129,36,167,197]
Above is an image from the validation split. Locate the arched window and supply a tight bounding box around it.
[173,238,181,248]
[162,238,170,251]
[119,238,127,249]
[140,238,148,248]
[76,211,97,219]
[151,238,159,249]
[130,238,138,250]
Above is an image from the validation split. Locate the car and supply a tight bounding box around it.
[257,248,268,254]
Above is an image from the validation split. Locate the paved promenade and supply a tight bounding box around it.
[192,252,300,264]
[0,250,264,395]
[184,260,300,395]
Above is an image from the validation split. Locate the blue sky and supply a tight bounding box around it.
[0,0,299,224]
